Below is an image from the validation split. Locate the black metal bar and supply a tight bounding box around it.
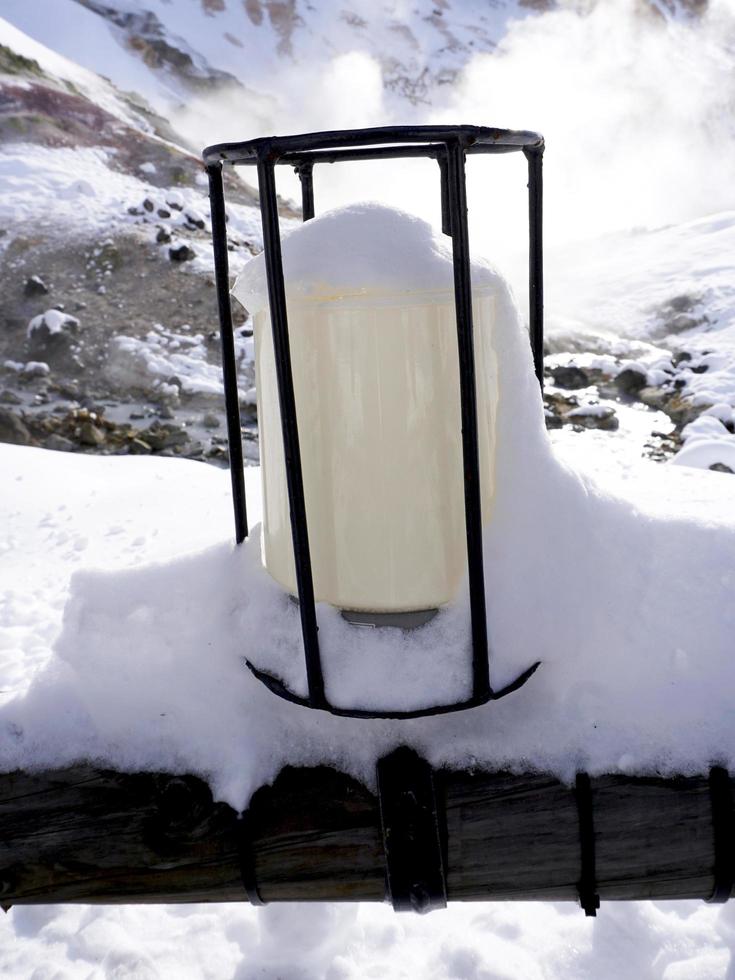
[377,748,447,913]
[208,142,524,171]
[706,765,734,903]
[524,145,544,389]
[438,153,451,237]
[444,138,491,702]
[278,142,522,168]
[206,163,248,544]
[295,163,315,221]
[255,154,326,710]
[203,125,543,167]
[238,809,265,906]
[574,773,600,916]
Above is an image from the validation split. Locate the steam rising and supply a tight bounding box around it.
[179,0,735,281]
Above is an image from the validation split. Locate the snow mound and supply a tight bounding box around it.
[232,201,499,309]
[1,206,734,811]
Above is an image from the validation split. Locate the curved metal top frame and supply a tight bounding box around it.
[203,124,544,719]
[203,124,544,167]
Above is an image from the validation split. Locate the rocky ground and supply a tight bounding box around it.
[0,38,285,468]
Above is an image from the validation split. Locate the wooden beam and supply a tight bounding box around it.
[0,765,725,906]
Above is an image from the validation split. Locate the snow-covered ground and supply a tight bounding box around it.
[3,206,735,977]
[1,898,733,980]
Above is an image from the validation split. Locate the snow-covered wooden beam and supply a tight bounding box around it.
[0,765,727,907]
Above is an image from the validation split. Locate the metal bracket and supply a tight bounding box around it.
[238,809,266,906]
[706,765,734,903]
[377,747,448,914]
[574,772,601,916]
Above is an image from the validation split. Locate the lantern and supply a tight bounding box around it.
[204,126,544,718]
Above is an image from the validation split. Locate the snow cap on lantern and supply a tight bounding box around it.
[233,202,503,617]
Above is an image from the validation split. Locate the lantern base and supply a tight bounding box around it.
[243,657,541,720]
[340,608,438,629]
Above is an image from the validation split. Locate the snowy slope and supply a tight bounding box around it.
[4,0,545,112]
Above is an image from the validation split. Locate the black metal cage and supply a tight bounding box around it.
[203,125,544,719]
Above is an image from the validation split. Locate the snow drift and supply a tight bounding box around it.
[1,204,734,811]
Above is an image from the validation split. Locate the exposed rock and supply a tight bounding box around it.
[709,463,734,474]
[27,309,80,343]
[550,364,590,389]
[637,386,670,411]
[202,412,220,429]
[24,275,49,296]
[0,408,33,445]
[662,392,703,426]
[45,433,75,452]
[128,437,152,454]
[184,208,206,230]
[614,366,648,396]
[78,420,106,446]
[144,422,189,450]
[169,244,195,262]
[156,227,172,244]
[166,191,184,211]
[567,405,619,431]
[0,390,22,405]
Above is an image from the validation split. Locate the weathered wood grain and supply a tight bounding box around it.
[0,765,726,906]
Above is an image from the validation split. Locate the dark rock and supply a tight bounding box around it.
[567,405,619,431]
[157,208,171,219]
[24,275,48,297]
[142,198,155,213]
[202,413,220,429]
[128,438,152,454]
[184,210,205,230]
[0,408,32,445]
[544,411,563,430]
[169,244,195,262]
[672,351,692,367]
[0,390,22,405]
[156,227,172,244]
[144,423,189,450]
[45,434,75,452]
[614,366,648,396]
[128,206,143,216]
[27,309,79,350]
[550,364,590,389]
[709,463,734,474]
[690,363,709,374]
[78,421,105,446]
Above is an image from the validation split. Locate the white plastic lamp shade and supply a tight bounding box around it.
[232,203,499,614]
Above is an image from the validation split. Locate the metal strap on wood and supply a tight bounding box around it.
[574,772,600,917]
[377,748,448,914]
[707,765,734,903]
